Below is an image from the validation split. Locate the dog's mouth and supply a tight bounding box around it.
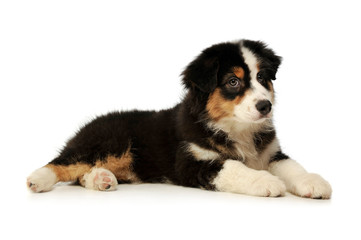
[253,115,271,123]
[241,111,273,124]
[231,112,272,125]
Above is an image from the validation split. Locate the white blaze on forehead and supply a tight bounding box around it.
[240,46,272,100]
[228,46,274,123]
[241,47,259,80]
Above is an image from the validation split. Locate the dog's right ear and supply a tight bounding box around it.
[181,54,219,93]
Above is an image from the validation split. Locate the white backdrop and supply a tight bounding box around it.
[1,0,360,239]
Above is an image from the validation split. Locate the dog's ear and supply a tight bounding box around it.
[181,54,219,93]
[267,54,282,80]
[243,40,282,80]
[257,44,282,80]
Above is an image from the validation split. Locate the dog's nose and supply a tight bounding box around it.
[256,100,272,115]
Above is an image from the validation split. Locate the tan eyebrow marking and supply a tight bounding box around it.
[233,67,245,79]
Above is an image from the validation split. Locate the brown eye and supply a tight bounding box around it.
[257,72,265,84]
[228,78,240,87]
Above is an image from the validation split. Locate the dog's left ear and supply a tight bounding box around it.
[261,47,282,81]
[257,46,282,80]
[181,54,219,93]
[243,40,282,80]
[267,54,282,80]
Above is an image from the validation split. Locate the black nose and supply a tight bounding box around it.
[256,100,272,115]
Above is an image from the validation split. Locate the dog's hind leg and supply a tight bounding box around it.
[27,162,119,192]
[27,148,137,192]
[27,166,59,193]
[27,158,92,193]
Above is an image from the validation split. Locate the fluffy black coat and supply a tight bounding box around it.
[34,39,286,190]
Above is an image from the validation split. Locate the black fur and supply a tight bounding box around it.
[270,151,290,163]
[47,39,284,190]
[254,129,276,153]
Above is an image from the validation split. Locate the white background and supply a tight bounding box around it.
[1,0,360,239]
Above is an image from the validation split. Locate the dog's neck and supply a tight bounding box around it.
[207,117,273,140]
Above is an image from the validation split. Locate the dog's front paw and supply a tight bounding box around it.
[248,171,286,197]
[213,160,286,197]
[288,173,332,199]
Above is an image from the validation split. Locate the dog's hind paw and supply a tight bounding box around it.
[27,167,57,193]
[82,168,117,191]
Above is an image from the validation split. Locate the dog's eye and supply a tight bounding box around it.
[257,73,265,84]
[228,78,240,87]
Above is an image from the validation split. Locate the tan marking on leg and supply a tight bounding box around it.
[46,163,92,182]
[95,147,140,183]
[47,147,139,185]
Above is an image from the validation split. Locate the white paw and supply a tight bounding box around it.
[83,168,117,191]
[27,167,57,193]
[289,173,332,199]
[213,160,286,197]
[248,171,287,197]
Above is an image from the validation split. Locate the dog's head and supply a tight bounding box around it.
[182,40,282,126]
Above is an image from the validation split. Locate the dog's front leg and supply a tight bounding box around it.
[176,145,285,197]
[268,156,332,199]
[212,160,286,197]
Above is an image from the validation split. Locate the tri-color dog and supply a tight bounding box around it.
[27,39,332,199]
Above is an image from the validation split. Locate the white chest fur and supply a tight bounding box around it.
[207,118,280,170]
[233,136,280,170]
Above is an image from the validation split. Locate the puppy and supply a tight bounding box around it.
[27,39,332,198]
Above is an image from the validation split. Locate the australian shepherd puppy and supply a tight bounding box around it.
[27,39,332,199]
